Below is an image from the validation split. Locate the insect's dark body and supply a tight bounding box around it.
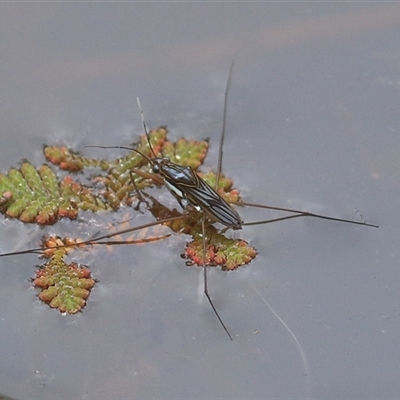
[151,157,243,230]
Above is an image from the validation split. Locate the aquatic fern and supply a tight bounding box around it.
[33,236,95,314]
[1,126,259,314]
[0,163,111,224]
[185,232,257,271]
[139,192,257,270]
[162,137,209,169]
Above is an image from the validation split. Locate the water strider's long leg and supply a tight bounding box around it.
[0,215,185,258]
[235,201,378,228]
[201,213,233,340]
[200,61,236,340]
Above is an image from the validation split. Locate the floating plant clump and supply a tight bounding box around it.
[162,137,209,169]
[0,127,259,314]
[33,236,95,314]
[140,178,257,270]
[185,232,256,271]
[93,129,210,209]
[0,128,211,224]
[0,162,110,224]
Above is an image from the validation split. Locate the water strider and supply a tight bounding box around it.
[0,63,378,341]
[84,62,378,339]
[84,92,244,340]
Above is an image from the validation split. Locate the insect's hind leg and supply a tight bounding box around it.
[201,213,233,340]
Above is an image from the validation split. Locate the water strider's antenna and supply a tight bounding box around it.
[216,61,234,192]
[136,97,158,159]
